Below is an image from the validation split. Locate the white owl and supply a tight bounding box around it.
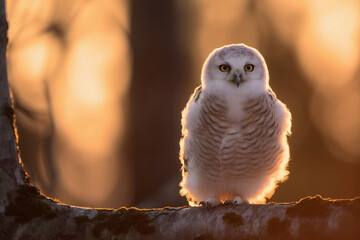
[179,44,291,207]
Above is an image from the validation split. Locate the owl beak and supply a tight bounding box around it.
[232,73,243,87]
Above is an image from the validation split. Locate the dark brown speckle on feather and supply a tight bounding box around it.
[194,86,202,102]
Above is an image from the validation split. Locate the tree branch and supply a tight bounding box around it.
[2,185,360,239]
[1,1,360,239]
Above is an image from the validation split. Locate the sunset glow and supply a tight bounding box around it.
[6,0,360,207]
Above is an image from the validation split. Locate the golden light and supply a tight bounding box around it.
[311,88,360,161]
[50,0,132,207]
[296,0,360,92]
[7,0,133,207]
[296,0,360,162]
[6,0,360,207]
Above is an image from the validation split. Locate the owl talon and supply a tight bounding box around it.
[224,196,248,206]
[199,201,206,207]
[223,199,233,205]
[199,198,221,209]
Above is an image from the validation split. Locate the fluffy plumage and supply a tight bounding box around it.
[179,44,291,207]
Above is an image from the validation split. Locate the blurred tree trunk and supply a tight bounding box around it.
[1,2,360,240]
[128,0,188,206]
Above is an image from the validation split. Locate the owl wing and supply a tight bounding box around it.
[267,88,292,134]
[267,88,276,103]
[180,85,202,173]
[182,85,202,132]
[193,85,202,102]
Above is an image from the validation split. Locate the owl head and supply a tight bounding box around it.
[201,44,269,98]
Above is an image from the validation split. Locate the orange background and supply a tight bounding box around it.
[6,0,360,208]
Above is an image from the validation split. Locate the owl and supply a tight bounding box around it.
[179,44,291,207]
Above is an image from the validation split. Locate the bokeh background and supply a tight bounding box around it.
[5,0,360,208]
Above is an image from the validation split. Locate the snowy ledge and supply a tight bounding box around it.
[1,2,360,239]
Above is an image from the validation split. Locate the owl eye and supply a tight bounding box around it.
[219,64,231,72]
[244,64,254,72]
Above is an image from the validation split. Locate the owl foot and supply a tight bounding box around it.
[223,196,248,206]
[199,198,222,209]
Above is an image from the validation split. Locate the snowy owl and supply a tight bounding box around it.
[179,43,291,207]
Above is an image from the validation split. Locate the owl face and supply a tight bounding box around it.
[201,44,269,94]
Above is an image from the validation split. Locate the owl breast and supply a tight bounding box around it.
[190,92,283,182]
